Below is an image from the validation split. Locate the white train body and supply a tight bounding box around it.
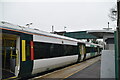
[0,21,103,79]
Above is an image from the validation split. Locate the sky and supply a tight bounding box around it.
[0,0,117,32]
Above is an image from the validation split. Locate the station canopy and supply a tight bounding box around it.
[64,31,97,39]
[64,30,114,39]
[86,30,114,39]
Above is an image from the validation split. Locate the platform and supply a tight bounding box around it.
[31,56,101,80]
[67,61,100,79]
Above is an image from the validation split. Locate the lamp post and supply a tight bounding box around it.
[108,22,109,29]
[103,22,112,30]
[52,25,54,32]
[64,26,66,31]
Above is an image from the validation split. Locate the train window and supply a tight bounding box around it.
[50,44,58,57]
[86,47,90,53]
[26,41,30,60]
[86,47,96,53]
[34,42,51,59]
[64,45,78,56]
[34,42,78,60]
[50,44,64,57]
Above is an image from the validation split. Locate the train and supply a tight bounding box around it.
[0,21,103,79]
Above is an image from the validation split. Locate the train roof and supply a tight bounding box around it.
[0,21,84,43]
[0,21,103,47]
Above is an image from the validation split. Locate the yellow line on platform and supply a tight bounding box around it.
[2,76,17,80]
[64,58,100,79]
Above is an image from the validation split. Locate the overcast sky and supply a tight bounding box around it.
[0,0,117,32]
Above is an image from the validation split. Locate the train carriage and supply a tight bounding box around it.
[0,21,102,79]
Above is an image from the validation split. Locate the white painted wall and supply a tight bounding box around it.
[101,50,115,78]
[105,44,114,50]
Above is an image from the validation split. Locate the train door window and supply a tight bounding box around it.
[26,41,30,60]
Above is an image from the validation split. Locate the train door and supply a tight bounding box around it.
[79,44,86,61]
[2,33,20,79]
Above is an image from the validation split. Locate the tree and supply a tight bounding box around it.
[108,5,117,21]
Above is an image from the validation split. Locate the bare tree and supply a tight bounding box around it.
[108,5,117,21]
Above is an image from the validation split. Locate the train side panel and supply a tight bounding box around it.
[32,34,79,74]
[32,55,78,74]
